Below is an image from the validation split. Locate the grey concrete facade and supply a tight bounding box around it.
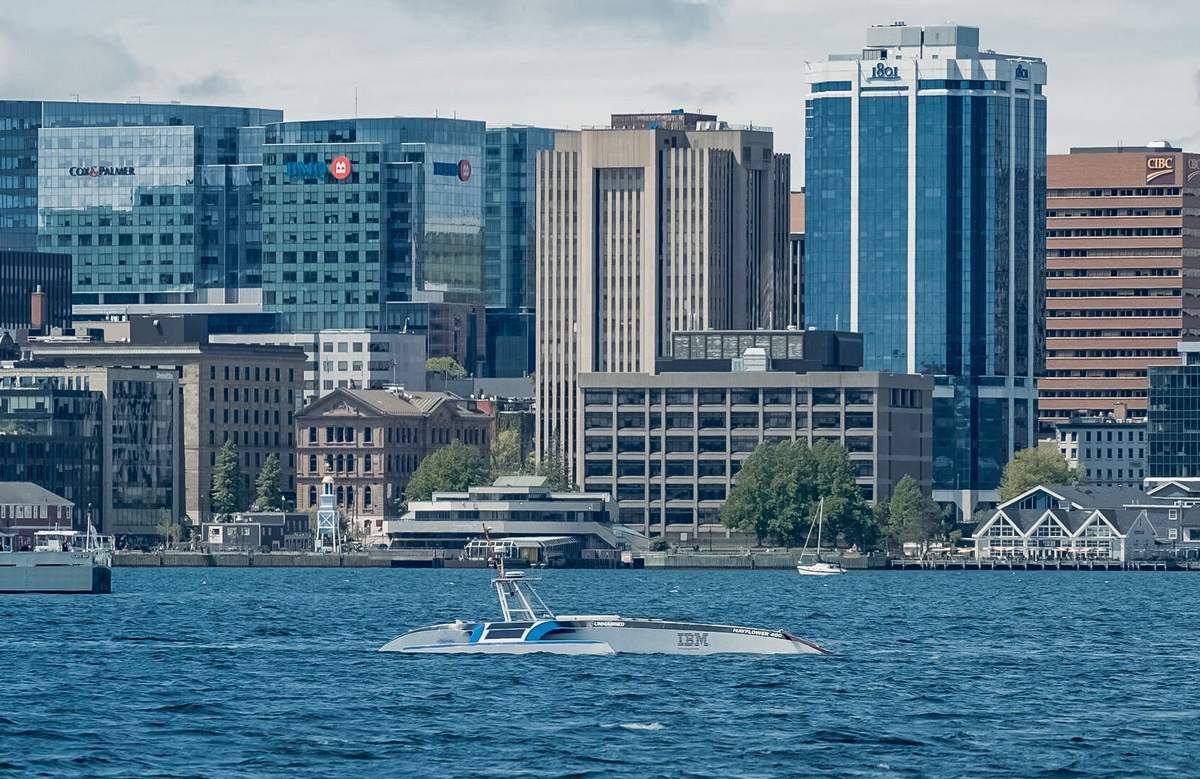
[210,329,428,404]
[575,367,932,534]
[1050,416,1146,487]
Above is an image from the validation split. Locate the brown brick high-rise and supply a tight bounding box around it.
[1040,145,1200,433]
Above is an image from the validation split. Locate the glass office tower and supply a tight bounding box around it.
[484,126,556,310]
[259,117,484,364]
[9,100,281,307]
[483,125,556,376]
[804,24,1047,515]
[2,100,279,250]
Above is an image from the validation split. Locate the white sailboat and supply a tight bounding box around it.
[796,498,846,576]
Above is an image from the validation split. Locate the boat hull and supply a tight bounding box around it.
[0,551,111,594]
[380,617,829,656]
[796,564,845,577]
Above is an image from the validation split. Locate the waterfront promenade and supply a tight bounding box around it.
[114,550,1200,571]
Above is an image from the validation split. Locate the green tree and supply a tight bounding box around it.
[884,474,948,554]
[998,447,1079,502]
[405,441,489,501]
[720,439,879,548]
[155,518,181,548]
[425,356,467,380]
[251,453,284,511]
[211,439,244,518]
[530,440,576,491]
[489,427,525,479]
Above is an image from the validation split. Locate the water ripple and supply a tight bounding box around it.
[1,568,1197,777]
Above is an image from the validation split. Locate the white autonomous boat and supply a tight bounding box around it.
[379,563,829,656]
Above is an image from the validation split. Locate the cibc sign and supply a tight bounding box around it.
[1146,155,1176,184]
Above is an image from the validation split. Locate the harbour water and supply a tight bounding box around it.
[2,569,1196,777]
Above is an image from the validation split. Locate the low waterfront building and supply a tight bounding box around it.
[0,366,178,542]
[0,482,74,549]
[383,475,621,562]
[1050,413,1146,487]
[295,387,494,539]
[201,511,311,552]
[974,484,1200,561]
[23,314,305,527]
[576,329,932,535]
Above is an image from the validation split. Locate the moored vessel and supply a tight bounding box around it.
[796,498,846,577]
[0,527,113,594]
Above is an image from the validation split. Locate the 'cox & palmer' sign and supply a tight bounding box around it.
[868,62,900,80]
[69,166,134,177]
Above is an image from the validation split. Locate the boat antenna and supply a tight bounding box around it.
[483,524,503,577]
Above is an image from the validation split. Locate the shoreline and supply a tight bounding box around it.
[113,551,1200,571]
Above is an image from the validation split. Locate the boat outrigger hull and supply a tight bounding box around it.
[379,616,829,656]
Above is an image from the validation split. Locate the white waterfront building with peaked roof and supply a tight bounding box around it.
[973,484,1200,561]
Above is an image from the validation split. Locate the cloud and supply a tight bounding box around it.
[647,83,733,110]
[391,0,722,40]
[178,71,244,100]
[0,22,148,99]
[545,0,721,40]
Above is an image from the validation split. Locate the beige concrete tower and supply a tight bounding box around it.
[535,117,791,482]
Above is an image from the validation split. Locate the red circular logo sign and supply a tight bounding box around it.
[458,159,472,182]
[329,155,352,181]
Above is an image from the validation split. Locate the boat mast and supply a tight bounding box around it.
[815,498,824,559]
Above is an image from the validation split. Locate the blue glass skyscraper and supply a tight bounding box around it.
[483,125,556,377]
[804,24,1047,515]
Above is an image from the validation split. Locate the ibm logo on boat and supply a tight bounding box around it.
[677,632,709,648]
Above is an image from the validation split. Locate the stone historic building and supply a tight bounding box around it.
[295,387,494,538]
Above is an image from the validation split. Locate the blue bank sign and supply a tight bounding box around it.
[432,159,472,182]
[1014,64,1030,80]
[285,161,327,178]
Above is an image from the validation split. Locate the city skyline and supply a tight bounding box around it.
[3,0,1198,179]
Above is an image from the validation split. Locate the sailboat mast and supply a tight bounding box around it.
[815,497,824,554]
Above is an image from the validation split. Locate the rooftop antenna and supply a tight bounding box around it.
[70,93,79,102]
[354,87,358,119]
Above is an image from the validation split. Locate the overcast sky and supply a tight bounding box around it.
[3,0,1197,178]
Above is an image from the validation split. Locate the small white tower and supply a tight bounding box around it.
[316,475,340,553]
